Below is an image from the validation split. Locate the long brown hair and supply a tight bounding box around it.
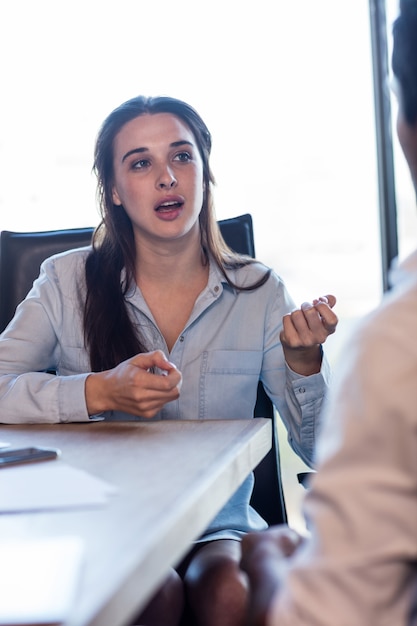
[84,95,270,371]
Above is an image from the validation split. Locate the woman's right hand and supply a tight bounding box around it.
[85,350,182,418]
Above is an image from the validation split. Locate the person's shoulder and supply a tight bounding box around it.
[233,260,281,283]
[40,247,91,287]
[370,252,417,329]
[352,273,417,366]
[376,279,417,334]
[239,262,288,296]
[41,246,91,271]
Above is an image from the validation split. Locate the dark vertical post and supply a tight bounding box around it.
[369,0,398,291]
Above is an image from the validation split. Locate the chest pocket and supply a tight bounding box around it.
[200,350,263,420]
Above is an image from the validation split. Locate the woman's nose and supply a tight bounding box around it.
[157,166,177,189]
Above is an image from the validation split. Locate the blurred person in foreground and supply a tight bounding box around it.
[240,1,417,624]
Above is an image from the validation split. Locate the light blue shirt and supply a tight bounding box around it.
[0,247,330,539]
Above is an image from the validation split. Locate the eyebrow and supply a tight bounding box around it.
[121,140,194,163]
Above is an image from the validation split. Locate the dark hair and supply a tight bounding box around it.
[84,95,270,371]
[392,0,417,125]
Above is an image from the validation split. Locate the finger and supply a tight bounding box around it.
[304,307,338,341]
[318,310,338,335]
[311,301,339,335]
[140,365,182,393]
[127,370,182,417]
[152,350,180,374]
[128,350,166,370]
[326,294,336,308]
[284,307,316,343]
[281,312,308,347]
[312,294,337,309]
[282,306,335,347]
[129,350,178,374]
[308,295,339,335]
[164,366,183,391]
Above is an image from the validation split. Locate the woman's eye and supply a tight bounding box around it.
[132,158,150,169]
[174,151,192,163]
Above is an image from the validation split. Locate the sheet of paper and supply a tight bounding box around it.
[0,460,117,513]
[0,536,84,625]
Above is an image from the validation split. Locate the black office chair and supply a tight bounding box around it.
[0,213,287,525]
[0,227,95,333]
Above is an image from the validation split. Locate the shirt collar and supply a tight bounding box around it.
[123,254,232,301]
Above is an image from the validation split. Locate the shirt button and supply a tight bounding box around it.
[179,335,185,342]
[298,387,306,394]
[214,285,220,293]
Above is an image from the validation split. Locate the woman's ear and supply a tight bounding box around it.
[112,186,122,206]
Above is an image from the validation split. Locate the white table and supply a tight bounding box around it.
[0,418,271,626]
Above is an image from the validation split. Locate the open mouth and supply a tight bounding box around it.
[155,200,184,212]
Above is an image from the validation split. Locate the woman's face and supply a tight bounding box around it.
[111,112,204,245]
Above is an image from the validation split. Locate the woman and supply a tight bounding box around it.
[0,96,338,626]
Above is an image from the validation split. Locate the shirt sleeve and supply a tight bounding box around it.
[281,357,330,466]
[0,252,94,424]
[261,274,331,467]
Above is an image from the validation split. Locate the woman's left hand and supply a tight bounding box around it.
[280,294,338,376]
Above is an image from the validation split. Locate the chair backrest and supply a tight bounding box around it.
[0,213,287,524]
[0,227,95,332]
